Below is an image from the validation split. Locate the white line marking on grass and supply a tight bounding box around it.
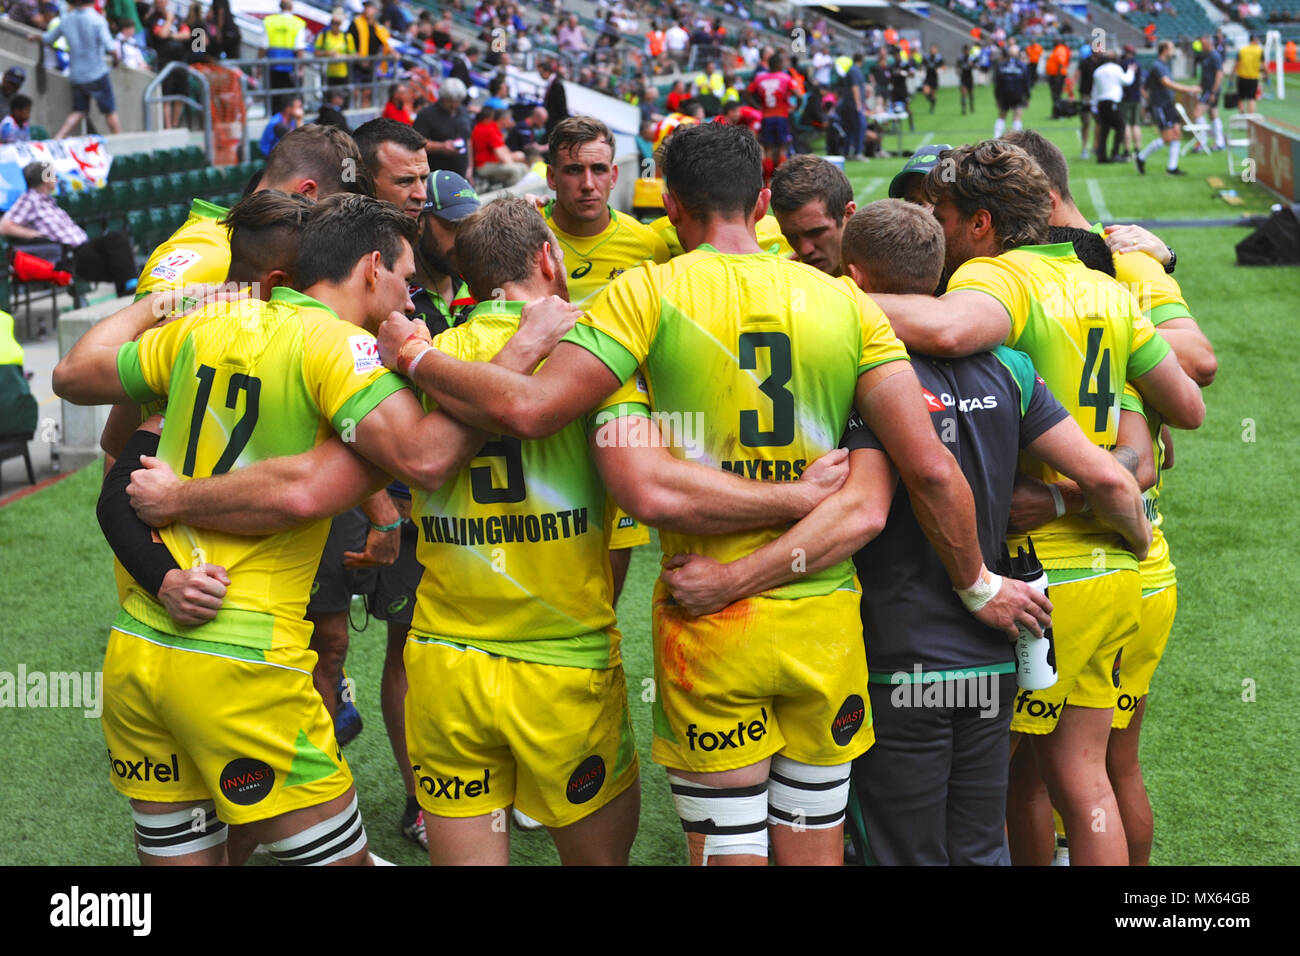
[1086,179,1112,223]
[855,178,885,202]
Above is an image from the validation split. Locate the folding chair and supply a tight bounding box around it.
[1175,101,1211,153]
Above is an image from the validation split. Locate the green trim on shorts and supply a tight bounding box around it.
[407,631,616,669]
[1045,566,1127,586]
[283,728,340,789]
[651,694,678,744]
[868,661,1016,683]
[112,607,270,661]
[1141,585,1173,599]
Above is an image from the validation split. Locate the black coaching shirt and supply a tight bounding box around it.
[844,347,1068,676]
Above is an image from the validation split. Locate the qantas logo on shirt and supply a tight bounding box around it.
[924,388,999,413]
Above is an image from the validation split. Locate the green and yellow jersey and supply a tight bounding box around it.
[947,242,1171,570]
[114,286,406,652]
[567,245,909,600]
[1122,383,1176,592]
[135,199,232,298]
[408,300,649,668]
[1092,224,1194,326]
[544,203,670,308]
[650,213,795,260]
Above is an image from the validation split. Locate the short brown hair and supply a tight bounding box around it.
[263,124,371,199]
[1002,129,1071,203]
[769,154,854,223]
[921,141,1050,251]
[842,200,944,295]
[221,190,314,284]
[454,197,554,301]
[547,115,616,166]
[294,194,417,290]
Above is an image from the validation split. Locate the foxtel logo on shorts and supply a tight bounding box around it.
[1014,691,1062,720]
[107,748,181,783]
[413,765,491,799]
[566,755,606,805]
[831,695,866,746]
[685,708,768,752]
[219,757,274,805]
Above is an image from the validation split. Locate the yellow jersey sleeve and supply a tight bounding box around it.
[300,314,410,434]
[946,255,1032,342]
[116,312,200,403]
[850,282,910,373]
[565,265,660,384]
[135,200,232,296]
[1112,249,1193,325]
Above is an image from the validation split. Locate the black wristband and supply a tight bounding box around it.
[96,429,180,598]
[1163,245,1176,274]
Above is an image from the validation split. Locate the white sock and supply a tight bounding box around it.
[1138,139,1162,161]
[1167,140,1181,170]
[994,117,1006,138]
[1012,117,1023,131]
[1212,116,1225,147]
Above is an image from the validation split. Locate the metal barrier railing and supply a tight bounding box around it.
[142,61,216,160]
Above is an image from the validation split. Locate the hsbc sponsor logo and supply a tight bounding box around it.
[348,334,383,374]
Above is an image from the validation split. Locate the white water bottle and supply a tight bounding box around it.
[1005,538,1057,691]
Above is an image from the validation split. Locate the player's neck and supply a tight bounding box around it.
[497,278,551,304]
[1056,203,1091,230]
[551,202,610,238]
[302,282,362,325]
[681,215,762,254]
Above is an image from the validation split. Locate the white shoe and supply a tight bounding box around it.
[369,851,396,866]
[1051,837,1070,866]
[512,808,545,830]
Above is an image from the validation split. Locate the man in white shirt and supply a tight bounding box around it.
[665,21,690,67]
[812,46,833,87]
[1091,51,1135,164]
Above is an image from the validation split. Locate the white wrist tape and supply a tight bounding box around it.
[406,345,434,377]
[1049,483,1066,519]
[956,568,1002,613]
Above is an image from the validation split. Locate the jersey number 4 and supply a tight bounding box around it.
[1078,327,1116,433]
[739,331,794,447]
[182,364,261,477]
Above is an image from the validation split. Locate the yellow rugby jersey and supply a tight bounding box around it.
[650,213,795,259]
[136,199,232,297]
[1092,223,1193,326]
[409,301,650,668]
[544,204,670,308]
[114,286,407,653]
[1122,384,1175,591]
[1236,44,1263,80]
[566,245,909,600]
[947,242,1171,570]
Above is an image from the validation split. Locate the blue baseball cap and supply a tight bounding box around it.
[4,66,25,85]
[422,170,481,220]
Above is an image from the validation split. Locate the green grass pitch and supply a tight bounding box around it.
[1,77,1297,865]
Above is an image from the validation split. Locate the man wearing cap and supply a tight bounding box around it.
[366,168,480,850]
[0,67,27,122]
[415,78,474,181]
[888,143,952,208]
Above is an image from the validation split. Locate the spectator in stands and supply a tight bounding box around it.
[432,9,453,49]
[104,0,143,35]
[507,105,547,159]
[316,85,351,133]
[380,0,408,34]
[41,0,123,138]
[0,68,26,122]
[382,81,416,124]
[471,106,529,186]
[0,160,136,296]
[450,45,478,86]
[7,0,57,30]
[665,19,690,67]
[483,74,510,110]
[315,10,356,99]
[0,95,32,143]
[262,0,309,112]
[542,57,569,138]
[557,13,588,54]
[112,20,148,70]
[416,76,474,180]
[260,94,304,157]
[144,0,191,128]
[350,0,393,108]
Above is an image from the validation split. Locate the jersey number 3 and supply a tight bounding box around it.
[182,364,261,477]
[470,436,527,504]
[739,331,794,447]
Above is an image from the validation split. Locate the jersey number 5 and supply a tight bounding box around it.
[182,364,261,477]
[470,436,527,504]
[739,331,794,447]
[1078,327,1116,433]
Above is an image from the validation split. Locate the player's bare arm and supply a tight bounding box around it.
[342,490,403,569]
[1156,317,1217,387]
[870,289,1012,357]
[1131,351,1205,430]
[857,360,1051,639]
[661,448,894,616]
[379,298,622,439]
[590,418,850,535]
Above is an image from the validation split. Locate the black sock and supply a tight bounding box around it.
[403,794,419,821]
